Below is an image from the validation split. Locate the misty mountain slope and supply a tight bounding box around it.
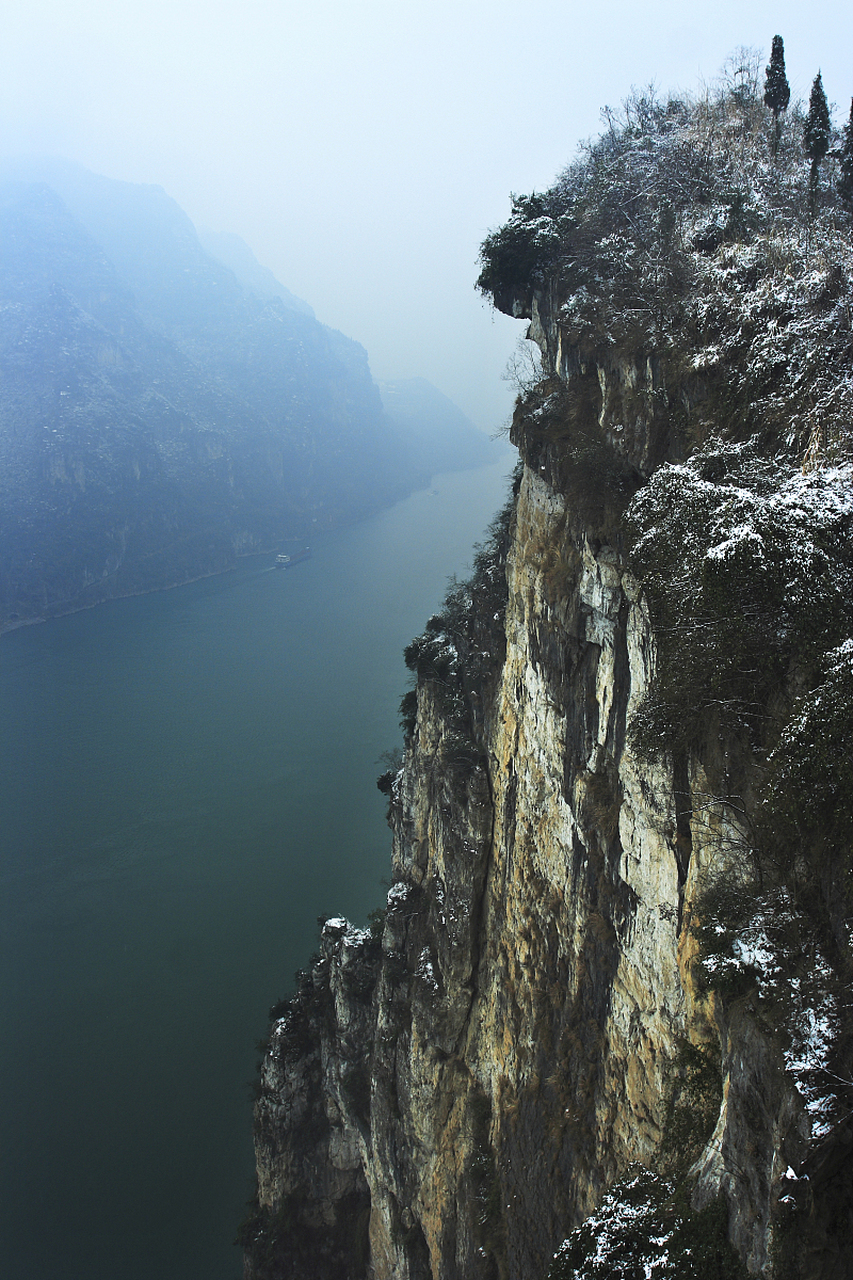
[1,159,379,451]
[244,56,853,1280]
[195,225,316,317]
[0,181,260,617]
[0,162,462,628]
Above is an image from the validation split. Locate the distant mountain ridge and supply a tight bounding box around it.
[0,159,488,630]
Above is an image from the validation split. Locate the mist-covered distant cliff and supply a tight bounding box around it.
[244,53,853,1280]
[0,159,490,630]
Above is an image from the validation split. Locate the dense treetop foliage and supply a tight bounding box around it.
[763,36,790,122]
[804,72,831,169]
[804,72,832,206]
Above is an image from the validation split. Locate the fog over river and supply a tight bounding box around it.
[0,453,513,1280]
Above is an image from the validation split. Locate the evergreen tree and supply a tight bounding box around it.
[804,72,831,209]
[764,35,790,154]
[838,98,853,209]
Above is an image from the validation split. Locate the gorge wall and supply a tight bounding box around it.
[0,161,491,631]
[244,67,853,1280]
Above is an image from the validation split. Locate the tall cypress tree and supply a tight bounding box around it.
[804,72,831,210]
[764,35,791,155]
[838,98,853,210]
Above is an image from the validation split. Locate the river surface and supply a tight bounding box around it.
[0,452,514,1280]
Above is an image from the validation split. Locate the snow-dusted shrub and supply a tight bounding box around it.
[548,1164,745,1280]
[476,193,564,302]
[625,440,853,757]
[766,639,853,842]
[693,880,846,1140]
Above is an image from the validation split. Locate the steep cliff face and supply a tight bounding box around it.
[245,64,853,1280]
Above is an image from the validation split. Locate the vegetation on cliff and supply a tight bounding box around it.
[400,470,518,752]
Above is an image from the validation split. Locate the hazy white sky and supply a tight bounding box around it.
[2,0,851,430]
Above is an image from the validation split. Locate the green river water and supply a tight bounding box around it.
[0,453,514,1279]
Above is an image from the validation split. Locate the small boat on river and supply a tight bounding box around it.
[275,547,311,569]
